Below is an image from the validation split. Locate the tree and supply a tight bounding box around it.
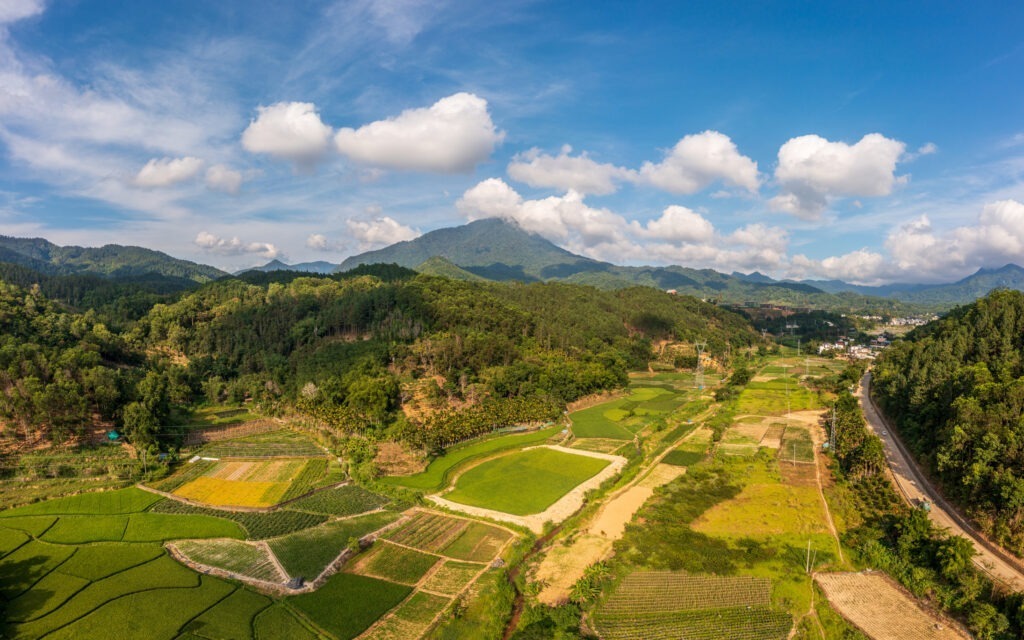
[122,401,158,448]
[936,535,976,580]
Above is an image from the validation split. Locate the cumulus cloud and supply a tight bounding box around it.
[241,102,333,165]
[770,133,907,219]
[456,178,790,273]
[637,131,760,195]
[457,177,626,246]
[791,200,1024,284]
[335,92,503,172]
[631,205,714,243]
[131,156,204,188]
[0,0,44,24]
[194,231,279,258]
[204,164,243,194]
[507,146,633,195]
[346,216,420,250]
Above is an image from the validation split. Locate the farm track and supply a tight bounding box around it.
[858,372,1024,592]
[534,405,716,605]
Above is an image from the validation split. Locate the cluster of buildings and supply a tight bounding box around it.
[818,335,891,360]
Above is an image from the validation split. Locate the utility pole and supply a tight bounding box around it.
[830,405,837,451]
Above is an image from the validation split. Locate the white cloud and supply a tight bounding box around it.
[0,0,44,24]
[194,231,279,258]
[507,145,633,195]
[346,216,420,250]
[632,205,714,243]
[204,164,243,194]
[457,177,627,246]
[306,233,329,250]
[770,133,907,219]
[131,156,203,188]
[457,177,524,220]
[791,200,1024,284]
[241,102,333,165]
[456,178,791,274]
[334,92,503,172]
[637,131,760,195]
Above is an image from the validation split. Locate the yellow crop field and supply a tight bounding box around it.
[169,458,317,507]
[174,476,287,508]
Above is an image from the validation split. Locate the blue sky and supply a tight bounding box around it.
[1,0,1023,283]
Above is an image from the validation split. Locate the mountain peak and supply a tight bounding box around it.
[337,217,599,281]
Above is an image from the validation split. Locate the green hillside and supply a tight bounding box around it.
[0,236,226,282]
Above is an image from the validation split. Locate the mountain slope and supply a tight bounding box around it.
[337,218,600,279]
[0,236,226,282]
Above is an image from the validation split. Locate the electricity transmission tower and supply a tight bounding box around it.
[694,340,707,390]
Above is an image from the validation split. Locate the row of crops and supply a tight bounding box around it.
[593,572,791,640]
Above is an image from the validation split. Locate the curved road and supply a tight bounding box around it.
[858,372,1024,592]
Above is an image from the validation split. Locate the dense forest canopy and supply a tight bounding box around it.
[873,289,1024,552]
[0,263,758,454]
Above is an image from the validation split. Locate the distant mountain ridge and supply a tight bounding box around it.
[331,218,1024,311]
[799,264,1024,307]
[237,259,336,275]
[0,236,226,282]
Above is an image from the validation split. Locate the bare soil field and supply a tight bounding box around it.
[815,572,969,640]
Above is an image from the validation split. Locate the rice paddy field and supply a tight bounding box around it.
[569,381,694,440]
[443,447,610,515]
[380,425,564,492]
[0,481,511,640]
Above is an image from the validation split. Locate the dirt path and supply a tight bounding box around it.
[532,423,704,605]
[427,445,627,533]
[804,411,844,564]
[858,372,1024,591]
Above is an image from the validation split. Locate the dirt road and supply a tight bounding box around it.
[858,372,1024,591]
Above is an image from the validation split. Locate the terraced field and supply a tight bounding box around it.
[0,485,460,640]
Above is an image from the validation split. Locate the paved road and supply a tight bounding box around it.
[858,372,1024,592]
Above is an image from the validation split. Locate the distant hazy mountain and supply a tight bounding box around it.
[242,259,337,274]
[799,264,1024,306]
[0,236,226,282]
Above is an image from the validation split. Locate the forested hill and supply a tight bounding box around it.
[0,266,757,454]
[136,269,756,447]
[0,280,141,445]
[0,236,226,282]
[873,289,1024,553]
